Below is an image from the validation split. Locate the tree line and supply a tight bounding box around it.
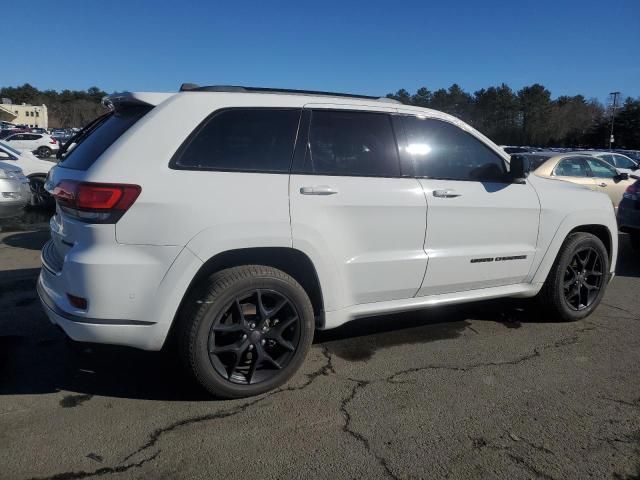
[0,84,107,129]
[1,83,638,149]
[387,84,640,149]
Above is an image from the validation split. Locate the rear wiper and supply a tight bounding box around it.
[56,111,113,160]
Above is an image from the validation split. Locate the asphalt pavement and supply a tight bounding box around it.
[0,220,638,480]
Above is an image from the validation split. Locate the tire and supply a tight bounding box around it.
[36,146,52,158]
[28,176,53,208]
[630,232,640,252]
[537,232,609,322]
[178,265,315,398]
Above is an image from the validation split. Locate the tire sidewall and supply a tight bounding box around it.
[553,234,609,321]
[190,272,314,398]
[37,147,51,158]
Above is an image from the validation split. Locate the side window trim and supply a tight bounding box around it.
[169,107,303,174]
[291,108,404,178]
[391,115,415,177]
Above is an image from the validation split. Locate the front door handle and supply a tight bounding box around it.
[300,185,338,195]
[598,182,607,187]
[433,189,461,198]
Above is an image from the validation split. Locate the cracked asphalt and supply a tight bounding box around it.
[0,223,639,480]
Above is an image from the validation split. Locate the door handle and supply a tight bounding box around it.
[598,182,607,187]
[300,185,338,195]
[432,189,461,198]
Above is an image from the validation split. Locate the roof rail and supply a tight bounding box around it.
[179,83,401,103]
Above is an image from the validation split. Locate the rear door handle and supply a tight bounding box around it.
[300,185,338,195]
[433,189,461,198]
[598,182,607,187]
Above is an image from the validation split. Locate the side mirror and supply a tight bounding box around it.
[509,155,530,184]
[615,172,629,181]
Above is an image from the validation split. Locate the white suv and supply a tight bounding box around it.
[3,132,60,158]
[38,85,618,398]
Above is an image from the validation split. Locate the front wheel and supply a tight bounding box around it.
[28,176,53,208]
[178,265,315,398]
[537,232,609,322]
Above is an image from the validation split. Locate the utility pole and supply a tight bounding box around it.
[609,91,620,150]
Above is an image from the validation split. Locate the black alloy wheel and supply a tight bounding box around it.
[538,232,610,321]
[29,177,52,207]
[208,289,301,385]
[562,247,604,311]
[179,265,314,398]
[36,146,51,158]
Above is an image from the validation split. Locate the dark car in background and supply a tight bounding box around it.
[618,179,640,251]
[510,151,555,171]
[50,129,74,145]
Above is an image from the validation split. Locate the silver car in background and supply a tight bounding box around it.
[0,162,30,218]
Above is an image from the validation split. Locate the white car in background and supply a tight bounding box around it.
[0,141,56,206]
[3,132,60,158]
[0,161,30,218]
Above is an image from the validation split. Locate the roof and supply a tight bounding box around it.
[178,84,402,104]
[104,85,403,109]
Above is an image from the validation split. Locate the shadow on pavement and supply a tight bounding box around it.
[0,232,637,402]
[0,207,52,233]
[2,230,50,250]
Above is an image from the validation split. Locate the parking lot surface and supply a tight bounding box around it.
[1,224,639,480]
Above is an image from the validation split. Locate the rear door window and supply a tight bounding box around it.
[301,110,400,177]
[58,106,152,170]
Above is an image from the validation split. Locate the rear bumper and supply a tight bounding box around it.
[37,239,203,351]
[0,178,30,218]
[38,274,163,349]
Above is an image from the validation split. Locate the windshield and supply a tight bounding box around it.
[614,155,637,169]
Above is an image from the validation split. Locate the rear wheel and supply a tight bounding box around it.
[537,232,609,321]
[178,265,314,398]
[36,146,51,158]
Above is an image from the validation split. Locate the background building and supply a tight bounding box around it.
[0,99,48,129]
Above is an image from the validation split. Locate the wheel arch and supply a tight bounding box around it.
[532,214,618,285]
[176,247,325,328]
[568,224,612,263]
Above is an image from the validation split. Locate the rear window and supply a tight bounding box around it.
[58,106,151,170]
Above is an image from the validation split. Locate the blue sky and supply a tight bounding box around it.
[4,0,639,100]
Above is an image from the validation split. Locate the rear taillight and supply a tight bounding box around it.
[50,138,57,144]
[52,180,141,223]
[623,183,639,201]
